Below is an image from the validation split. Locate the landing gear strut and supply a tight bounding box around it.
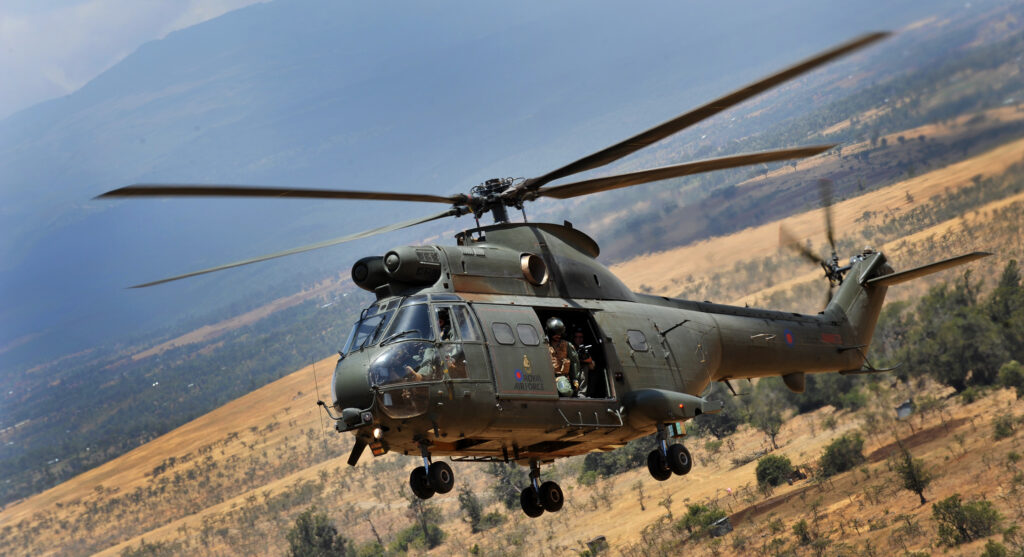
[647,423,691,481]
[409,442,455,500]
[519,460,565,518]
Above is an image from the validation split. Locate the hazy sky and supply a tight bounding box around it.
[0,0,266,120]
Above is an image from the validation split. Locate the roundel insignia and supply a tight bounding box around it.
[515,369,523,382]
[784,329,795,347]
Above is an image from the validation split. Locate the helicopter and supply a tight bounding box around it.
[98,32,990,518]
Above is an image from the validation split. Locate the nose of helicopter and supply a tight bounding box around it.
[331,353,373,419]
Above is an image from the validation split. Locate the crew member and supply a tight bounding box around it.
[546,317,579,396]
[572,329,596,397]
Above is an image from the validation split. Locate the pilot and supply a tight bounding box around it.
[546,317,580,396]
[572,329,596,397]
[437,308,453,341]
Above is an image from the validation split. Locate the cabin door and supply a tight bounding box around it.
[472,304,558,400]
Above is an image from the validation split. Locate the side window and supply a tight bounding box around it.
[626,330,649,352]
[450,305,480,342]
[492,322,516,345]
[516,323,540,346]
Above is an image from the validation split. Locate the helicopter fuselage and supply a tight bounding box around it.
[331,222,888,464]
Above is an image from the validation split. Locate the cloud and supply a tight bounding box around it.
[0,0,267,120]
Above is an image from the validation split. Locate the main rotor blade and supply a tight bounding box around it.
[510,32,888,196]
[535,145,833,199]
[128,208,464,288]
[98,184,466,205]
[818,179,836,253]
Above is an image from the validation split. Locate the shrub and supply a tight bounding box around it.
[932,494,1002,546]
[676,503,727,539]
[998,361,1024,399]
[792,519,813,545]
[994,415,1016,440]
[960,385,987,404]
[579,435,657,479]
[286,507,350,557]
[980,540,1010,557]
[820,434,865,477]
[756,454,794,487]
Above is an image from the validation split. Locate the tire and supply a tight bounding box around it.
[647,449,671,481]
[428,461,455,494]
[538,481,564,512]
[520,486,544,518]
[410,466,435,499]
[667,444,692,476]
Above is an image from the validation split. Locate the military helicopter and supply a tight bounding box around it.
[99,32,989,518]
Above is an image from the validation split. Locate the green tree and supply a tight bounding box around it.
[932,494,1002,546]
[905,274,1008,390]
[486,462,530,509]
[392,497,445,552]
[989,260,1024,362]
[998,360,1024,399]
[820,434,865,477]
[892,440,932,505]
[756,454,794,487]
[457,485,504,533]
[286,507,351,557]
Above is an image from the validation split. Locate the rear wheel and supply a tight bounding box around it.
[410,466,435,499]
[647,449,671,481]
[520,486,544,518]
[667,444,692,476]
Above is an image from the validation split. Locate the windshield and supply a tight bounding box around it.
[380,304,435,344]
[341,307,395,355]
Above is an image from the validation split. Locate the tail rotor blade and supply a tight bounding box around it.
[779,225,824,265]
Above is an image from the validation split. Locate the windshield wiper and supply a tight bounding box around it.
[380,329,418,346]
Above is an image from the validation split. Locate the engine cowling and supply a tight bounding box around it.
[383,246,442,285]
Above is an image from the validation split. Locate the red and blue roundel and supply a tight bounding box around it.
[514,369,523,382]
[784,329,795,346]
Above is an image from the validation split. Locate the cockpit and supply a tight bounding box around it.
[337,296,480,419]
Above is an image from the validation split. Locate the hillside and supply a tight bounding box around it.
[2,121,1023,556]
[8,0,1024,510]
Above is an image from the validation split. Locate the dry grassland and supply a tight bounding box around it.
[131,278,348,361]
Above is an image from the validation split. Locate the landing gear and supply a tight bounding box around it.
[409,442,455,500]
[518,460,566,517]
[647,424,692,480]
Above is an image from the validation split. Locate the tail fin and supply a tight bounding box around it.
[829,250,991,353]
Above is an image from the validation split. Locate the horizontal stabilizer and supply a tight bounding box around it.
[864,252,991,287]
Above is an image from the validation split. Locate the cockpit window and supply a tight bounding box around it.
[380,304,435,344]
[341,308,395,355]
